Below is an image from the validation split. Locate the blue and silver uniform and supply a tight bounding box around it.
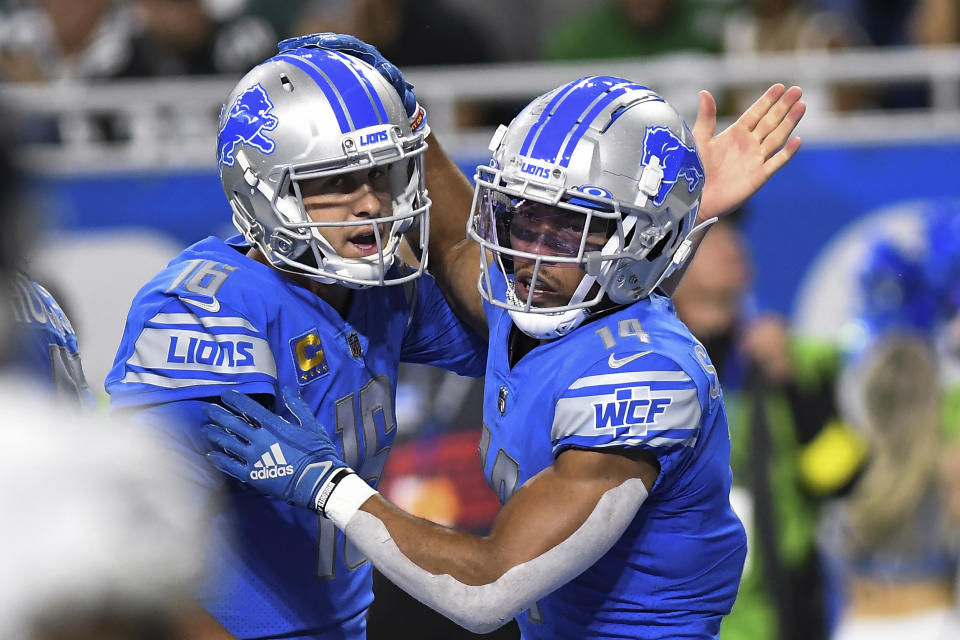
[480,269,746,640]
[106,236,485,639]
[7,270,91,404]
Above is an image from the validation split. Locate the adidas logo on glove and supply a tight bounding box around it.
[250,442,295,480]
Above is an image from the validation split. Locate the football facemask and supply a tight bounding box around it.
[468,76,706,338]
[218,47,430,288]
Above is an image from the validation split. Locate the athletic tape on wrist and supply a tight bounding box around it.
[324,472,378,528]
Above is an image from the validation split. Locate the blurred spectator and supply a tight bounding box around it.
[826,0,959,48]
[909,0,960,46]
[824,335,960,640]
[0,0,276,143]
[127,0,275,77]
[723,0,867,54]
[0,0,276,82]
[290,0,494,67]
[818,200,960,638]
[835,0,960,108]
[723,0,870,112]
[673,219,865,640]
[542,0,733,60]
[289,0,508,127]
[0,0,131,83]
[838,201,960,431]
[0,0,275,82]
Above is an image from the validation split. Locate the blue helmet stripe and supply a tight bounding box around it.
[557,82,650,167]
[304,50,383,130]
[518,79,582,157]
[527,76,632,164]
[332,51,390,124]
[274,51,384,132]
[272,53,351,132]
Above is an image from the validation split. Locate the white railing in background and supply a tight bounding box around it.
[2,45,959,174]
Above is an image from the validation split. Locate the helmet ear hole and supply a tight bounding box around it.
[644,229,674,262]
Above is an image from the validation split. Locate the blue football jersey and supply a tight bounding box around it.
[480,270,746,639]
[106,236,486,640]
[7,271,92,405]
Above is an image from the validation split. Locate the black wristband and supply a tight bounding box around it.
[316,467,355,516]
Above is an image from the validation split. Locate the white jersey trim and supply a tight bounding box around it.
[148,312,258,331]
[121,371,239,388]
[569,370,691,390]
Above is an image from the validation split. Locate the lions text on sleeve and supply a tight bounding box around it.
[106,235,484,640]
[480,274,746,639]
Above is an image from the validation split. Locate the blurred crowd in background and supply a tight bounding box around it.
[1,0,960,639]
[0,0,957,119]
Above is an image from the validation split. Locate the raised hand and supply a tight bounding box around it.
[279,32,427,135]
[202,387,355,514]
[692,84,806,223]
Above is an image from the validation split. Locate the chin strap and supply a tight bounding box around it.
[649,215,719,293]
[507,271,602,340]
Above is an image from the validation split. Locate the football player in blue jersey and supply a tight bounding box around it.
[6,272,92,405]
[105,47,486,639]
[202,36,806,640]
[0,110,92,407]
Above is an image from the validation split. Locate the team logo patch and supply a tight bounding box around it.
[290,329,329,385]
[642,127,704,206]
[593,388,672,431]
[218,83,279,167]
[497,385,509,415]
[346,332,363,359]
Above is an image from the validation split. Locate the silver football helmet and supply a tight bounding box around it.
[217,47,429,287]
[468,76,707,338]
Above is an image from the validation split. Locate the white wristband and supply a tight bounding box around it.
[325,473,378,529]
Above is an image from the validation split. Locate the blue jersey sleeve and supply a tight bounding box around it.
[107,296,278,408]
[8,273,93,405]
[400,271,486,376]
[551,351,701,482]
[120,400,224,491]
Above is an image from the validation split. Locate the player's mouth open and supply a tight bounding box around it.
[347,230,379,257]
[514,274,559,304]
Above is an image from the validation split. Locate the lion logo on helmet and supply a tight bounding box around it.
[642,126,704,207]
[218,83,279,167]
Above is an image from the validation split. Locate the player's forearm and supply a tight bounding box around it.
[327,473,648,633]
[422,133,486,332]
[366,495,502,579]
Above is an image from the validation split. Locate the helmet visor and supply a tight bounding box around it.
[474,186,612,272]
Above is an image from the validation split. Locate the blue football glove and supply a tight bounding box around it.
[277,32,428,135]
[202,387,354,515]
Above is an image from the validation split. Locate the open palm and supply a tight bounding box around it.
[693,84,806,223]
